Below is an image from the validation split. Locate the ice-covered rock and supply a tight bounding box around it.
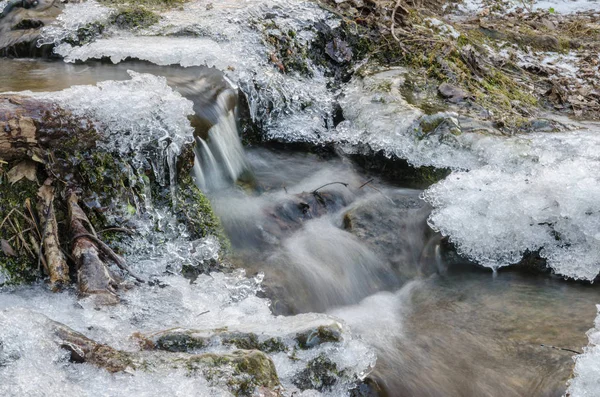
[38,0,113,47]
[567,305,600,396]
[0,271,374,396]
[423,127,600,279]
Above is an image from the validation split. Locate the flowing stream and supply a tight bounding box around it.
[1,21,599,397]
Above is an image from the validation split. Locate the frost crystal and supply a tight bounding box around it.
[423,129,600,279]
[38,0,113,47]
[36,71,195,168]
[567,305,600,396]
[52,0,338,144]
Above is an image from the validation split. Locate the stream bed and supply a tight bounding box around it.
[1,2,600,393]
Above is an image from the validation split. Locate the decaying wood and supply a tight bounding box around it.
[71,232,145,284]
[68,192,121,305]
[50,317,134,373]
[37,181,69,290]
[0,95,96,163]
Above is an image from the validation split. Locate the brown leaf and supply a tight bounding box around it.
[37,184,55,207]
[7,160,38,184]
[1,239,16,257]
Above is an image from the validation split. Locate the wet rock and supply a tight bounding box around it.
[292,354,340,392]
[0,0,65,56]
[343,190,441,279]
[438,83,472,103]
[48,313,282,395]
[326,37,353,63]
[146,320,345,355]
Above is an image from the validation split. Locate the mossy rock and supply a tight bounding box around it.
[155,333,208,352]
[174,173,229,250]
[188,350,280,396]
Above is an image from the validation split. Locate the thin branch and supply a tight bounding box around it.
[38,204,52,274]
[358,178,375,190]
[99,227,136,235]
[540,344,582,355]
[312,182,349,194]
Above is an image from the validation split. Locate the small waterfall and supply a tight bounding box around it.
[188,84,250,192]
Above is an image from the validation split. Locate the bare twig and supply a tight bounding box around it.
[358,178,375,190]
[391,0,410,45]
[312,182,349,194]
[99,227,136,235]
[37,204,52,273]
[540,344,582,355]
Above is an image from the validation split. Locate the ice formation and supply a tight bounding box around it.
[38,71,194,156]
[31,71,195,187]
[567,305,600,396]
[424,151,600,278]
[0,72,375,395]
[334,69,600,280]
[38,0,113,47]
[52,0,338,142]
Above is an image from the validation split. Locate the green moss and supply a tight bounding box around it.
[111,7,160,30]
[175,174,229,251]
[260,337,287,353]
[419,117,445,135]
[63,22,106,46]
[220,333,288,353]
[99,0,187,8]
[0,174,41,285]
[221,332,261,350]
[262,23,313,77]
[188,350,279,396]
[292,354,340,392]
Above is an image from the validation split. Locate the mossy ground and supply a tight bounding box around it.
[110,7,160,30]
[318,0,600,126]
[0,165,41,284]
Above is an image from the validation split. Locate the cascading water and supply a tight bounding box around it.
[2,0,600,395]
[191,88,250,192]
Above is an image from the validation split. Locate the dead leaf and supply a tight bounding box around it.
[31,153,46,164]
[1,239,16,257]
[37,184,55,207]
[7,160,38,184]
